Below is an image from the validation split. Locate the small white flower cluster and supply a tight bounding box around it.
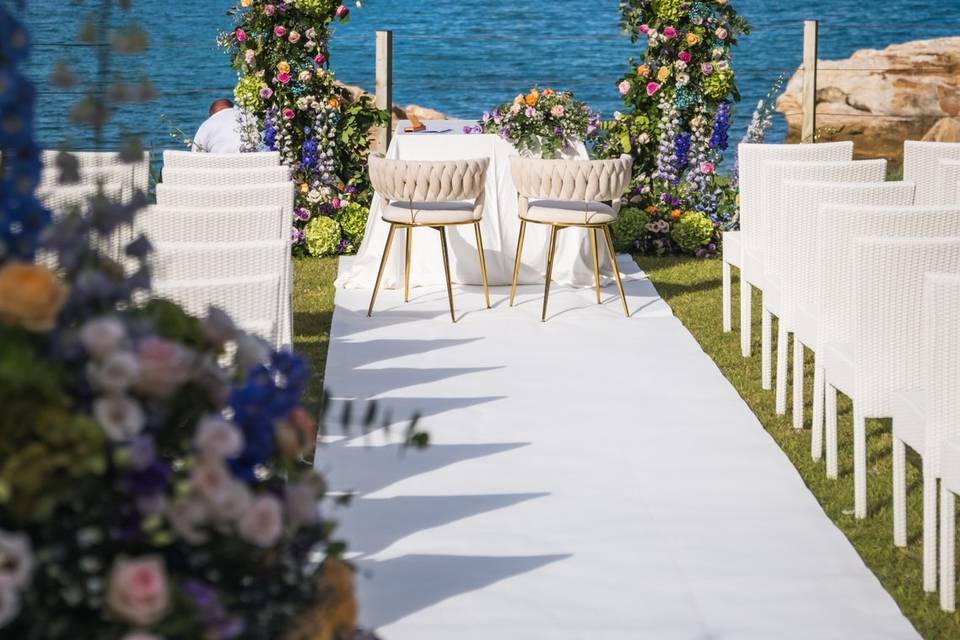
[0,530,32,628]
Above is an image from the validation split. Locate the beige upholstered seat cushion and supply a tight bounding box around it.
[524,199,616,225]
[383,201,477,225]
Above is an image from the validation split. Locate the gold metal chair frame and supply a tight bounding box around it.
[367,218,491,323]
[509,218,629,322]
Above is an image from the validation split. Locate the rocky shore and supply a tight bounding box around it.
[776,37,960,166]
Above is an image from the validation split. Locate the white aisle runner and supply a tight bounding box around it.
[318,256,919,640]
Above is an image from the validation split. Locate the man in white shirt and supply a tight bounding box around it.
[192,99,242,153]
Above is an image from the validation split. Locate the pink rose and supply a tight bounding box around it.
[618,80,631,95]
[701,62,714,75]
[662,26,678,39]
[638,24,649,34]
[136,337,191,398]
[700,162,715,175]
[167,495,209,545]
[298,70,312,82]
[314,53,327,66]
[190,458,234,506]
[288,30,301,44]
[277,72,291,84]
[282,107,295,119]
[244,49,256,66]
[716,27,728,40]
[273,25,286,38]
[550,105,565,118]
[107,557,170,627]
[678,51,692,63]
[646,82,660,96]
[194,416,244,459]
[235,28,247,42]
[264,3,275,15]
[335,4,349,19]
[331,197,342,209]
[237,495,284,548]
[259,86,273,99]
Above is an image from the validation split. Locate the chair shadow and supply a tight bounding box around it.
[337,492,549,558]
[327,337,484,371]
[316,441,529,496]
[357,552,571,629]
[326,365,505,399]
[321,395,507,437]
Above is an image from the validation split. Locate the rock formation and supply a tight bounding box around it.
[775,37,960,166]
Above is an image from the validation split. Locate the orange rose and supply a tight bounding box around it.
[657,66,671,82]
[0,262,67,332]
[276,60,290,74]
[327,98,340,109]
[686,33,701,46]
[644,205,657,215]
[671,209,682,220]
[542,88,555,96]
[524,90,539,107]
[636,64,650,77]
[300,182,310,193]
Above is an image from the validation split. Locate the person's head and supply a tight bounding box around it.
[208,99,234,117]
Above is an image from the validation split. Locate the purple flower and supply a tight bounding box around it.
[294,207,311,222]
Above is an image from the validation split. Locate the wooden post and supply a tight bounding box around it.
[375,30,393,155]
[801,20,818,143]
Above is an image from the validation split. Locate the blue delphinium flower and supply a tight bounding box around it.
[710,102,731,151]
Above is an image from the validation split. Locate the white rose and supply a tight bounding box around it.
[0,583,20,629]
[0,531,32,589]
[237,495,283,548]
[194,416,244,459]
[167,496,209,545]
[93,396,146,442]
[190,458,234,507]
[87,350,140,394]
[637,133,650,144]
[79,317,126,359]
[210,479,253,524]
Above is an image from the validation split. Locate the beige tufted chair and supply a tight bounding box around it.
[367,155,492,321]
[509,155,633,320]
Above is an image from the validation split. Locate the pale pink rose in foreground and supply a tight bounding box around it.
[0,530,33,588]
[700,162,715,175]
[550,105,565,118]
[210,479,254,523]
[273,25,287,38]
[288,30,301,44]
[298,70,312,82]
[93,395,146,442]
[136,337,191,398]
[237,495,284,548]
[107,556,170,627]
[167,496,209,545]
[716,27,728,40]
[79,316,126,359]
[194,416,244,459]
[618,80,631,95]
[190,458,234,506]
[87,350,140,394]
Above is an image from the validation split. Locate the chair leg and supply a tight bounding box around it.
[509,220,527,307]
[473,223,491,309]
[826,382,838,479]
[892,436,907,547]
[404,226,412,303]
[762,307,773,390]
[590,227,602,304]
[853,409,867,519]
[924,465,938,593]
[811,357,825,460]
[940,485,955,610]
[740,279,752,357]
[541,225,560,322]
[776,324,789,415]
[792,337,804,430]
[602,225,629,317]
[722,261,732,332]
[436,226,456,323]
[368,223,398,317]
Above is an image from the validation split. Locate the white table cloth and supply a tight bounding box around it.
[336,120,612,290]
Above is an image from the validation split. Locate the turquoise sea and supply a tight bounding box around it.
[20,0,960,165]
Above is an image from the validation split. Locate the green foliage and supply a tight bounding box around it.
[335,201,368,246]
[671,211,715,252]
[304,215,342,257]
[234,73,266,111]
[702,68,734,100]
[654,0,685,21]
[611,207,648,252]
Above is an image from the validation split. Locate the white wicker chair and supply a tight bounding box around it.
[826,237,960,522]
[936,160,960,205]
[817,207,960,475]
[41,149,149,197]
[891,273,960,597]
[935,276,960,610]
[134,206,287,243]
[761,160,887,400]
[160,166,292,186]
[37,182,128,264]
[902,141,960,205]
[162,150,280,170]
[149,240,289,349]
[735,141,853,357]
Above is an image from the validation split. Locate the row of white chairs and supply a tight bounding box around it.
[724,140,960,610]
[152,150,294,352]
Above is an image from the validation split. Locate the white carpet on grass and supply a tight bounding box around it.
[316,255,919,640]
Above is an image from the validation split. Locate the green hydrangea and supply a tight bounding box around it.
[702,69,734,100]
[304,215,342,257]
[611,207,646,252]
[671,211,715,253]
[655,0,685,21]
[336,202,368,244]
[293,0,336,18]
[234,74,265,111]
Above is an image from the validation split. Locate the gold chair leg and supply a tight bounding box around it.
[368,223,398,317]
[404,226,412,303]
[474,222,491,309]
[542,225,560,322]
[602,225,630,317]
[437,226,456,323]
[590,227,602,304]
[509,220,527,306]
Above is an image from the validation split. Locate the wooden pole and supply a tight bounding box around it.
[375,30,393,155]
[801,20,818,143]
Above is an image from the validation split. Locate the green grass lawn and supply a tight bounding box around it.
[293,253,955,638]
[635,255,958,640]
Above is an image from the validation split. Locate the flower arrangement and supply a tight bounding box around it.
[0,7,388,637]
[596,0,750,256]
[467,88,600,159]
[223,0,388,256]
